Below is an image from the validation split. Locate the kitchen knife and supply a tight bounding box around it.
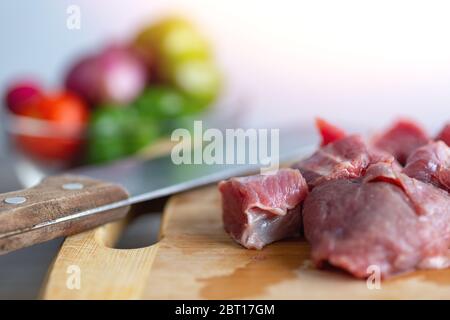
[0,127,317,254]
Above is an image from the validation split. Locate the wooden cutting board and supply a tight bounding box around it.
[40,184,450,299]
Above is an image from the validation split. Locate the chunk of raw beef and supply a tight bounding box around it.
[291,135,395,188]
[372,119,429,165]
[403,141,450,192]
[365,162,449,216]
[303,163,450,278]
[219,168,308,249]
[436,123,450,146]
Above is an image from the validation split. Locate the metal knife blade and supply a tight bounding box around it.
[0,126,317,247]
[68,128,317,217]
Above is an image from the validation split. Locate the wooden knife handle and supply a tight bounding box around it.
[0,174,129,255]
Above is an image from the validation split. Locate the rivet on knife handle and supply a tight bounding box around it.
[0,174,129,255]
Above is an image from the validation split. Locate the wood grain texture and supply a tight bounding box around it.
[0,175,129,255]
[42,185,450,300]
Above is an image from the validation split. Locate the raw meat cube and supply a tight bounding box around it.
[403,141,450,192]
[372,119,429,165]
[219,169,308,249]
[436,123,450,146]
[303,163,450,279]
[292,134,395,188]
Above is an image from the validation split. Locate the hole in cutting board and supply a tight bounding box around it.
[113,196,169,249]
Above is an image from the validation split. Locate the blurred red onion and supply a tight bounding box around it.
[65,46,148,107]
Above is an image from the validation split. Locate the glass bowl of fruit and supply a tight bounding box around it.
[2,16,223,187]
[2,82,88,186]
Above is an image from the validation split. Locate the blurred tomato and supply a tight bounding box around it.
[4,81,42,115]
[14,92,89,162]
[26,92,88,123]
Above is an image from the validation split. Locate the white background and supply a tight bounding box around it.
[1,0,449,133]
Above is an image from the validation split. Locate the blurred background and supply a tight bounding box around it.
[1,0,450,298]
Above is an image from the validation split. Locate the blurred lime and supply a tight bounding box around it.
[134,16,222,107]
[169,60,221,105]
[135,86,198,119]
[125,109,159,154]
[87,106,128,163]
[87,104,158,163]
[161,115,198,134]
[89,104,128,132]
[87,138,127,164]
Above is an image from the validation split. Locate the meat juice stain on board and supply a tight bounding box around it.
[197,238,308,299]
[385,269,450,286]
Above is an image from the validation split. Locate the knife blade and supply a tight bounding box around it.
[0,126,317,254]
